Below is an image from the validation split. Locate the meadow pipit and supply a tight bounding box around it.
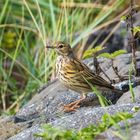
[46,41,123,112]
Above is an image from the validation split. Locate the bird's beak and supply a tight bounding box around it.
[46,46,54,49]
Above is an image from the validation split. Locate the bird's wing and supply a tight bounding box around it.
[65,58,113,89]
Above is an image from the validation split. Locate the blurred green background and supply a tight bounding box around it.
[0,0,130,114]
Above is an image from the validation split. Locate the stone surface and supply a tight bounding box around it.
[15,82,125,123]
[0,116,27,140]
[117,85,140,104]
[8,124,42,140]
[8,103,140,140]
[51,103,139,130]
[98,110,140,140]
[14,80,80,122]
[99,52,140,81]
[84,52,140,82]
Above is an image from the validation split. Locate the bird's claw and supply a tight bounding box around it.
[63,104,80,112]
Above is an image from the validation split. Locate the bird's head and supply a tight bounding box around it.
[46,41,73,56]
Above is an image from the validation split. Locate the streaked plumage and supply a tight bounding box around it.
[56,52,114,93]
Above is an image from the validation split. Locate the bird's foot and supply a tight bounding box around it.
[63,102,80,112]
[64,99,83,112]
[63,100,80,108]
[63,95,86,112]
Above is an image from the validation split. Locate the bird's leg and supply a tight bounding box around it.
[63,94,86,112]
[64,94,86,108]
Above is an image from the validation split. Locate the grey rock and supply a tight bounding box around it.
[98,110,140,140]
[8,124,42,140]
[15,81,124,123]
[85,52,140,82]
[117,86,140,104]
[8,103,140,140]
[99,52,140,81]
[15,80,80,121]
[51,103,140,130]
[0,116,28,140]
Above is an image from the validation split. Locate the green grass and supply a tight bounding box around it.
[82,75,111,107]
[129,63,135,102]
[0,0,128,114]
[35,111,133,140]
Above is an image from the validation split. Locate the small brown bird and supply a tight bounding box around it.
[46,41,122,112]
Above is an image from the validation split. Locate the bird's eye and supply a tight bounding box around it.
[58,44,63,48]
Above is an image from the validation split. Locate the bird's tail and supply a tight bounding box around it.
[112,86,124,94]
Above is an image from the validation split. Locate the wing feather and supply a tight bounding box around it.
[66,58,113,89]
